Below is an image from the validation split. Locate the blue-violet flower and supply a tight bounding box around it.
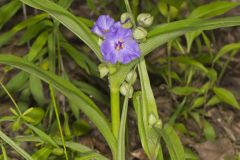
[92,15,115,38]
[92,15,141,64]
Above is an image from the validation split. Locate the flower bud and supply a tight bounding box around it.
[98,63,109,78]
[137,13,154,27]
[120,12,133,28]
[154,120,162,129]
[126,70,137,84]
[148,113,157,126]
[52,148,64,156]
[133,26,148,41]
[98,38,103,46]
[108,64,118,74]
[120,82,133,98]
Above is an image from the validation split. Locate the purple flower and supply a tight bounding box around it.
[92,15,115,38]
[100,25,140,64]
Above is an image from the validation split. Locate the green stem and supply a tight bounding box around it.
[218,50,236,84]
[49,85,69,160]
[167,41,172,88]
[110,86,120,139]
[167,5,172,89]
[124,0,136,27]
[0,81,22,115]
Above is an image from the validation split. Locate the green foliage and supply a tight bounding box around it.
[0,0,240,159]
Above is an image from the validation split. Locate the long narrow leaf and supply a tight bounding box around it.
[20,0,101,60]
[155,124,185,160]
[0,0,21,29]
[137,59,161,159]
[0,55,117,155]
[0,130,33,160]
[110,16,240,87]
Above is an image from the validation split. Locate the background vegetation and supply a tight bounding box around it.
[0,0,240,159]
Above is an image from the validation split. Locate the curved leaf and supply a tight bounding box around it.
[0,55,117,155]
[0,130,33,160]
[213,87,240,109]
[188,1,239,19]
[20,0,101,60]
[155,124,185,160]
[213,43,240,63]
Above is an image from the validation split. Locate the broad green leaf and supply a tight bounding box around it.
[0,55,117,154]
[0,0,21,29]
[29,75,45,106]
[25,124,58,148]
[0,130,33,160]
[203,119,216,140]
[192,96,205,109]
[188,1,239,19]
[206,96,221,107]
[31,146,52,160]
[213,87,240,109]
[156,124,185,160]
[171,86,200,96]
[20,0,101,60]
[22,107,45,125]
[213,43,240,63]
[0,13,48,47]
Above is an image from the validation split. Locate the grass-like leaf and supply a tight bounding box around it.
[0,55,117,155]
[155,124,185,160]
[188,1,239,19]
[0,0,21,29]
[213,87,240,109]
[20,0,101,60]
[0,130,33,160]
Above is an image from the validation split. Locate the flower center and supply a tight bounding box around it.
[115,40,124,51]
[103,29,109,33]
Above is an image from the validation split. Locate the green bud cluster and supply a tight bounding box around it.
[134,13,154,41]
[98,63,119,78]
[137,13,154,28]
[120,70,137,98]
[119,12,154,41]
[120,12,133,29]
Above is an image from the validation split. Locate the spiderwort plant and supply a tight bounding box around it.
[92,15,141,139]
[1,0,240,160]
[92,11,162,160]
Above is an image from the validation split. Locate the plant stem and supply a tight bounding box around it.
[110,86,120,139]
[167,5,172,88]
[0,81,22,115]
[124,0,136,27]
[49,85,69,160]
